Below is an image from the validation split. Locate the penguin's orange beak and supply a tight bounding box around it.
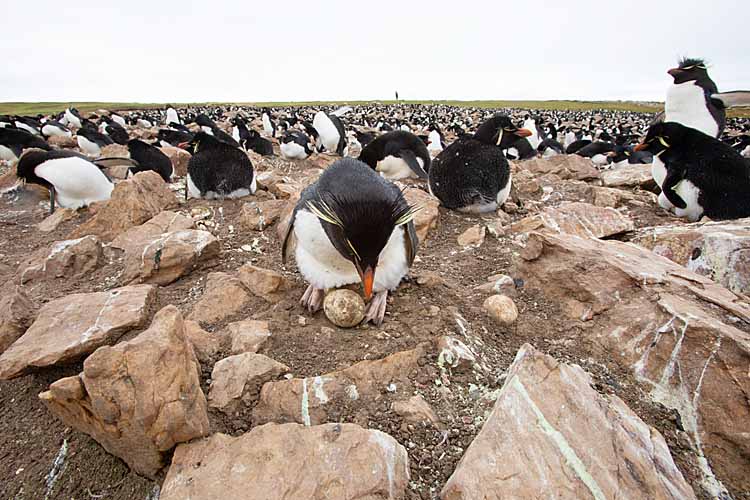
[515,128,533,138]
[634,143,648,152]
[177,141,190,150]
[361,266,374,301]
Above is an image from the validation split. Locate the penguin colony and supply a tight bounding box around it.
[2,58,750,325]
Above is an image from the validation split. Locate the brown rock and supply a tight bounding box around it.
[238,199,287,231]
[457,225,486,248]
[69,171,178,242]
[99,143,129,158]
[437,336,477,372]
[37,208,77,232]
[270,182,302,199]
[0,285,156,379]
[39,306,209,478]
[188,272,252,326]
[600,163,656,189]
[441,344,695,500]
[18,235,102,283]
[511,201,634,239]
[209,353,289,413]
[633,218,750,295]
[253,344,428,425]
[226,319,272,354]
[0,287,36,355]
[515,232,750,494]
[159,145,191,177]
[161,423,409,500]
[184,320,225,363]
[237,263,286,301]
[482,294,518,325]
[110,210,195,250]
[403,187,440,241]
[47,135,77,148]
[120,230,219,286]
[392,395,441,427]
[518,155,600,181]
[255,171,286,192]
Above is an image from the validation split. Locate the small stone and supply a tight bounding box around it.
[457,225,486,247]
[323,290,365,328]
[483,295,518,325]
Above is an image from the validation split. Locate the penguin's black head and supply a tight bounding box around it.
[179,131,219,153]
[668,58,710,85]
[635,122,686,154]
[307,184,417,300]
[473,114,533,147]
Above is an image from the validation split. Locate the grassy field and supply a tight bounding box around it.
[1,100,748,117]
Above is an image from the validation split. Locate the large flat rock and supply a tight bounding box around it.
[515,232,750,496]
[0,285,157,379]
[161,423,409,500]
[442,344,694,500]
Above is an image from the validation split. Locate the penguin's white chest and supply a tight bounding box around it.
[376,156,420,180]
[42,124,71,138]
[35,157,114,208]
[232,127,240,143]
[652,154,673,210]
[0,145,17,161]
[673,180,704,222]
[166,109,180,125]
[293,211,409,291]
[262,115,273,135]
[313,113,341,152]
[281,142,308,160]
[65,111,82,128]
[665,82,718,137]
[564,132,576,148]
[77,136,101,156]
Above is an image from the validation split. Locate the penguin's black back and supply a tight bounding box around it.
[245,130,274,156]
[328,114,347,155]
[428,139,510,210]
[188,134,254,196]
[575,141,614,157]
[0,128,50,155]
[127,139,173,182]
[158,129,193,146]
[358,130,431,172]
[565,139,591,154]
[104,122,129,145]
[78,128,114,147]
[660,124,750,220]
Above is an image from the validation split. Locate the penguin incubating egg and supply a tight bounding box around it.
[281,158,419,325]
[126,139,173,182]
[243,128,274,156]
[428,114,531,213]
[313,111,347,155]
[99,117,129,145]
[280,130,313,160]
[16,149,114,213]
[183,132,256,199]
[158,129,194,148]
[358,130,430,180]
[635,122,750,221]
[41,120,72,138]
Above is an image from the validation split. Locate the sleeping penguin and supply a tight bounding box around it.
[182,132,256,199]
[76,127,114,157]
[280,130,313,160]
[0,128,50,162]
[358,130,430,180]
[16,149,115,213]
[635,122,750,221]
[428,114,531,213]
[281,158,419,325]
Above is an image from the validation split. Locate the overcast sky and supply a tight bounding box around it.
[2,0,748,103]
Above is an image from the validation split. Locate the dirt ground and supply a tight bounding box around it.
[0,155,743,500]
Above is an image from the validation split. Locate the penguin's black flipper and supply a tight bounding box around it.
[94,157,140,169]
[404,220,419,266]
[711,91,750,108]
[397,149,428,179]
[662,166,688,210]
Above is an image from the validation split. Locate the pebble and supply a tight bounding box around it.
[483,295,519,325]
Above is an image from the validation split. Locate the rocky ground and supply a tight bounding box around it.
[0,139,748,499]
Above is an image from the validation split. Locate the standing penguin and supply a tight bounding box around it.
[261,108,276,138]
[313,111,347,155]
[280,130,313,160]
[635,122,750,221]
[281,158,419,325]
[165,106,182,126]
[358,130,430,180]
[126,139,173,182]
[183,132,256,199]
[428,114,531,213]
[16,149,114,213]
[665,58,725,138]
